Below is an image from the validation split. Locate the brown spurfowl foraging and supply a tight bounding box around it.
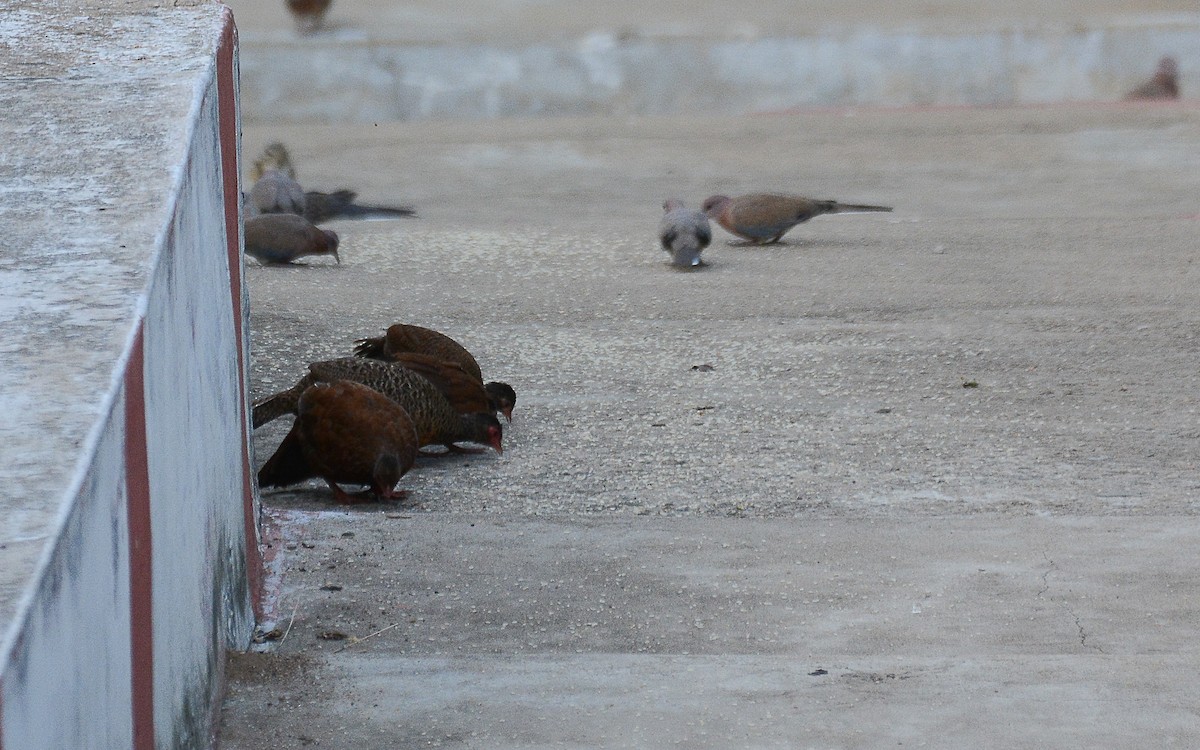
[257,380,418,503]
[385,352,492,415]
[253,358,504,455]
[354,323,483,378]
[353,323,517,421]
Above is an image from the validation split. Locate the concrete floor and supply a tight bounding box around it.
[217,105,1200,747]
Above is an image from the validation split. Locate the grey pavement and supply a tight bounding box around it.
[218,104,1200,748]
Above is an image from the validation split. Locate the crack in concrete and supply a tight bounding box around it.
[1037,553,1055,598]
[1038,552,1105,654]
[1072,612,1105,653]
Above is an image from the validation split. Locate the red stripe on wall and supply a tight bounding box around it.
[125,326,155,750]
[215,10,265,617]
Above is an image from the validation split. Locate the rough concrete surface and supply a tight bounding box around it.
[218,104,1200,747]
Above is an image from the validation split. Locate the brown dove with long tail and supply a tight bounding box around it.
[702,193,892,245]
[303,190,417,224]
[257,380,418,503]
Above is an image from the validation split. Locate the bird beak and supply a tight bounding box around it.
[501,406,513,422]
[333,249,341,264]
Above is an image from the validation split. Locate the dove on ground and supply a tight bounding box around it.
[244,213,339,265]
[251,142,296,183]
[250,169,307,216]
[658,199,712,268]
[257,380,418,503]
[1124,56,1180,101]
[702,193,892,244]
[303,189,417,224]
[248,141,418,223]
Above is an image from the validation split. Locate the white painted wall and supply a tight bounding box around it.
[143,29,256,747]
[0,400,135,749]
[0,5,257,749]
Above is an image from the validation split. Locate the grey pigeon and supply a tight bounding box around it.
[244,214,339,265]
[250,168,307,216]
[658,199,712,268]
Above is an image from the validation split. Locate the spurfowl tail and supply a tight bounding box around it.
[257,428,312,489]
[251,375,314,428]
[352,336,386,359]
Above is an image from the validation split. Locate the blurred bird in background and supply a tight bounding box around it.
[247,142,417,223]
[1124,56,1180,101]
[286,0,332,35]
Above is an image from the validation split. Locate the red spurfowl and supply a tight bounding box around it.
[257,380,418,503]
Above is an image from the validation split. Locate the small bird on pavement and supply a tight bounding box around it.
[251,142,296,183]
[354,323,516,420]
[257,380,419,503]
[302,189,417,224]
[250,168,307,216]
[702,193,892,244]
[244,213,340,265]
[248,141,417,223]
[1124,56,1180,101]
[286,0,332,34]
[253,357,505,455]
[658,199,712,268]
